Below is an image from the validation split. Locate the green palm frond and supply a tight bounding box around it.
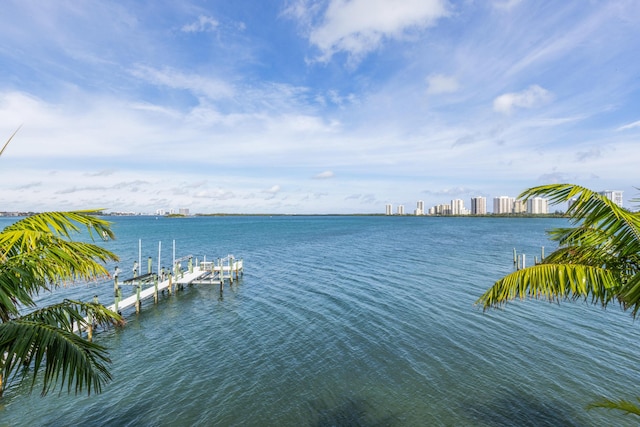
[587,397,640,416]
[0,133,121,398]
[0,320,112,396]
[478,184,640,314]
[0,237,118,321]
[0,211,114,258]
[476,263,620,310]
[521,184,640,253]
[618,273,640,317]
[478,183,640,417]
[20,299,124,331]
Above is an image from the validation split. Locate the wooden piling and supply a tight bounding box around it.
[135,282,141,313]
[154,276,158,304]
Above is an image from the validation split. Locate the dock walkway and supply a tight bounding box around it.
[76,255,243,336]
[111,255,243,313]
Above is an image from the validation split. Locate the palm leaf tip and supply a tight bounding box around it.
[587,397,640,417]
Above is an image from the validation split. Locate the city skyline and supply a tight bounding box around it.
[0,2,638,214]
[385,189,623,215]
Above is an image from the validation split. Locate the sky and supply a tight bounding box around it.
[0,0,639,214]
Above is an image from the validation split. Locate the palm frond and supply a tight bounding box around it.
[618,273,640,317]
[0,320,112,396]
[20,299,123,331]
[1,211,114,249]
[587,397,640,417]
[0,126,21,157]
[21,299,124,331]
[476,264,620,310]
[521,184,640,253]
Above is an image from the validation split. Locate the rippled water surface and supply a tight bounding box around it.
[1,215,639,426]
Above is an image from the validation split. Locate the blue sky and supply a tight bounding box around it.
[0,0,638,214]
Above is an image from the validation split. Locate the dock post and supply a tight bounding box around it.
[522,254,526,269]
[154,275,159,304]
[148,256,152,275]
[135,281,141,314]
[513,248,517,265]
[114,266,120,312]
[541,246,545,261]
[229,256,234,284]
[113,266,120,301]
[115,287,121,314]
[168,273,173,295]
[188,257,193,273]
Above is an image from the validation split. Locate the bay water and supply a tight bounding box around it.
[0,215,638,426]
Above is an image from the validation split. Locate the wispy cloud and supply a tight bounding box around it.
[617,120,640,131]
[130,65,235,100]
[182,15,219,33]
[426,74,459,95]
[313,171,334,179]
[493,85,553,114]
[290,0,450,64]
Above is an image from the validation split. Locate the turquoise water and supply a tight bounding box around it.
[0,215,638,426]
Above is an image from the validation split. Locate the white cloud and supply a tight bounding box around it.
[263,185,281,194]
[313,171,334,179]
[303,0,449,63]
[182,15,219,33]
[617,120,640,131]
[493,85,553,114]
[426,74,459,94]
[130,65,234,100]
[492,0,523,11]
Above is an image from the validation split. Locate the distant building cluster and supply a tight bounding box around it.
[385,190,624,216]
[155,208,190,216]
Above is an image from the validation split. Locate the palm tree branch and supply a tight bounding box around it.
[520,184,640,253]
[587,397,640,416]
[20,299,124,330]
[476,264,620,310]
[0,320,112,395]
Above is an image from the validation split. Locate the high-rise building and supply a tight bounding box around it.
[513,200,526,214]
[415,200,425,216]
[471,197,486,215]
[397,205,405,215]
[179,208,190,216]
[599,190,623,207]
[451,199,465,215]
[493,196,514,214]
[385,204,393,215]
[526,197,548,214]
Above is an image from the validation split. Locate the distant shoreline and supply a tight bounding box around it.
[0,211,569,219]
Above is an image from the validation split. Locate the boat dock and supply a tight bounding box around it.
[111,254,243,314]
[77,254,243,338]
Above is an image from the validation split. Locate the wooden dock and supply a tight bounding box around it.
[76,255,243,336]
[111,255,243,313]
